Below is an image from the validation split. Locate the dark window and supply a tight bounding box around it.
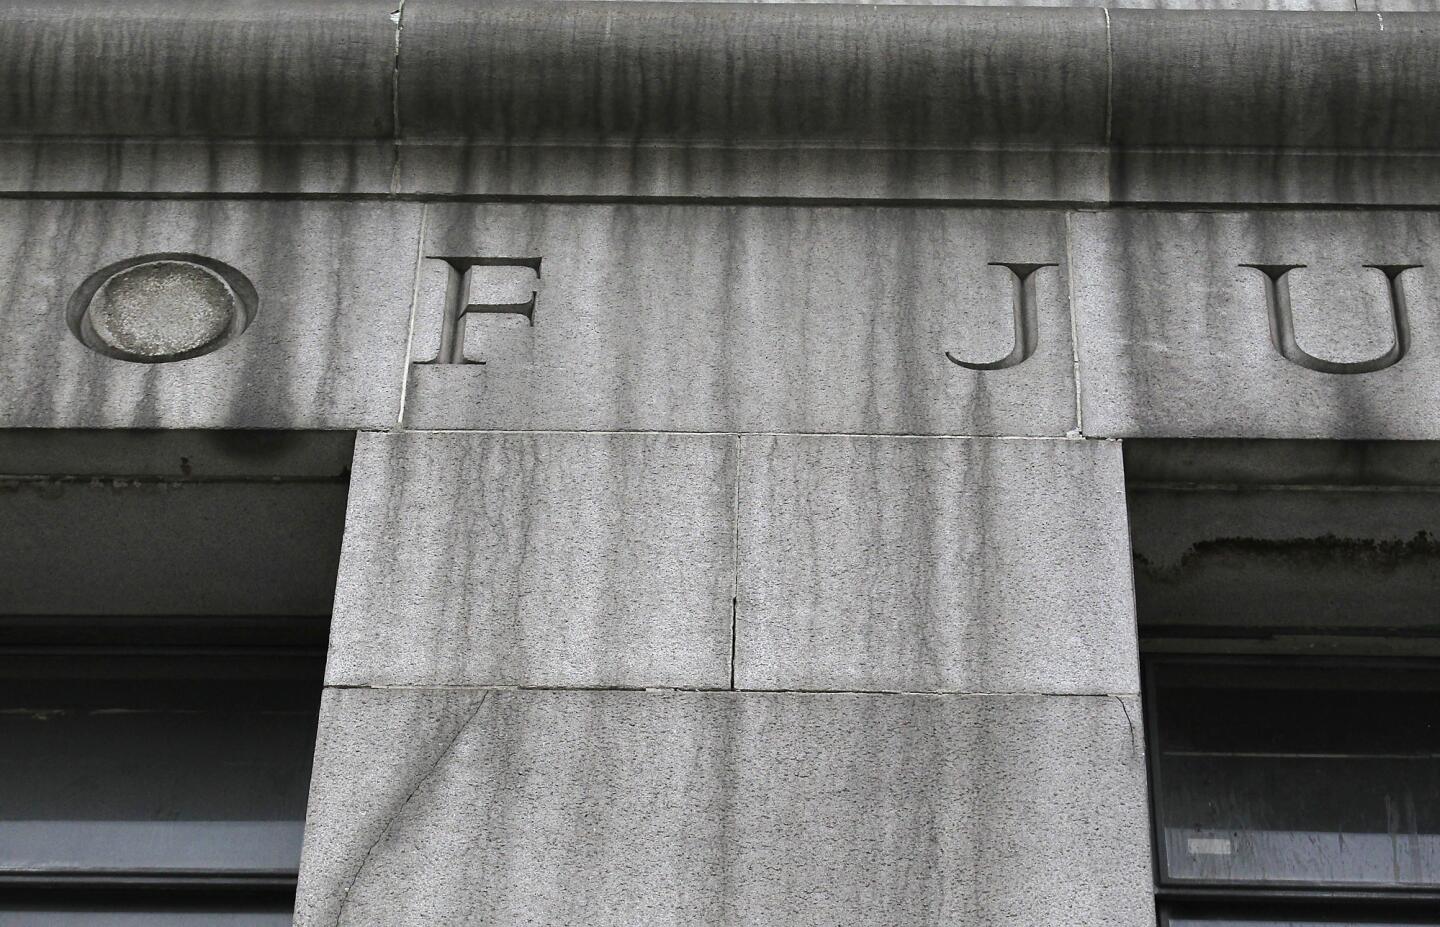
[1148,658,1440,889]
[0,431,350,920]
[1160,907,1440,927]
[1128,440,1440,926]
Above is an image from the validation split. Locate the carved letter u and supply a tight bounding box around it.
[946,262,1058,371]
[1241,263,1422,374]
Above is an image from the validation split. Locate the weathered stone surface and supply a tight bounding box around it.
[393,1,1109,201]
[0,140,396,196]
[326,432,737,689]
[458,0,1351,7]
[1072,211,1440,438]
[1358,0,1440,9]
[294,688,1151,927]
[1118,0,1351,6]
[400,2,1109,147]
[1130,481,1440,634]
[85,260,239,361]
[0,200,422,428]
[1110,11,1440,150]
[735,435,1136,694]
[406,204,1077,435]
[1124,439,1440,635]
[0,5,1429,201]
[1109,149,1440,207]
[0,0,395,139]
[393,142,1110,203]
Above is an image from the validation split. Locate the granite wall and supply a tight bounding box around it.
[5,1,1439,924]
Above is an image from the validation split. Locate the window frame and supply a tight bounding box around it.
[1144,653,1440,923]
[0,617,328,914]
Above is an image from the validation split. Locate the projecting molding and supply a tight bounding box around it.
[0,0,1436,200]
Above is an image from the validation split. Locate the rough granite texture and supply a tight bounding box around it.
[510,0,1359,6]
[5,3,1437,926]
[735,435,1138,694]
[0,199,422,428]
[326,432,737,689]
[2,4,1434,202]
[408,204,1077,435]
[293,688,1152,927]
[399,3,1108,147]
[391,142,1113,203]
[1072,210,1440,438]
[1110,11,1440,150]
[0,139,399,197]
[0,0,396,139]
[87,261,237,360]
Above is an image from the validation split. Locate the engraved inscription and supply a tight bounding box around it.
[1241,263,1422,375]
[419,257,542,365]
[67,253,258,363]
[945,262,1058,371]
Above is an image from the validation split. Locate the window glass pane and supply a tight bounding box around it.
[1151,660,1440,887]
[0,650,323,875]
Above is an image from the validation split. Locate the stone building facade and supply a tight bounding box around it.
[1,1,1438,925]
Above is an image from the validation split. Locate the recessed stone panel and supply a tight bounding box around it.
[1072,210,1440,438]
[0,200,422,428]
[293,688,1151,927]
[405,204,1077,435]
[735,435,1137,694]
[325,431,737,689]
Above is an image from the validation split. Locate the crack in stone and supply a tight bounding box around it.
[1111,694,1140,759]
[330,691,490,925]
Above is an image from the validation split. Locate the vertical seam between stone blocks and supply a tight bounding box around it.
[395,203,428,429]
[389,0,406,193]
[1102,8,1113,153]
[729,434,743,691]
[1064,212,1085,436]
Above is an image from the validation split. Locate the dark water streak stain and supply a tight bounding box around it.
[1135,530,1440,581]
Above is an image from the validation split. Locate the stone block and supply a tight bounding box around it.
[294,688,1152,927]
[735,435,1137,694]
[325,432,737,689]
[393,141,1109,203]
[1357,0,1440,9]
[399,2,1108,148]
[0,0,395,139]
[0,140,396,196]
[405,204,1077,435]
[1072,210,1440,438]
[1110,10,1440,150]
[524,0,1353,6]
[0,200,422,429]
[1108,148,1440,207]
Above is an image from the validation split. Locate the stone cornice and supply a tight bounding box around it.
[0,1,1435,200]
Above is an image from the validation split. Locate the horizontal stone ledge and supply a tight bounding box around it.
[2,0,1437,154]
[6,139,1440,204]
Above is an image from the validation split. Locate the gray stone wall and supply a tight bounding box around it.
[5,1,1439,924]
[12,193,1440,924]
